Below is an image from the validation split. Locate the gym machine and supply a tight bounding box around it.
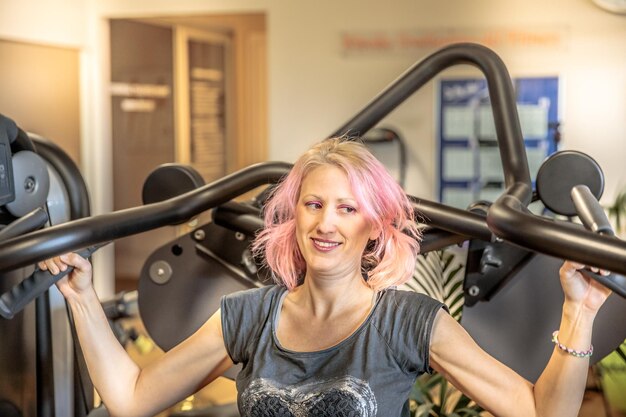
[0,43,624,416]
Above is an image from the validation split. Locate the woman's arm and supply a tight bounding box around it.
[429,260,611,417]
[40,253,233,417]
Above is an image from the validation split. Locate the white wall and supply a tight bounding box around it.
[265,0,626,202]
[98,0,626,201]
[0,0,86,47]
[1,0,625,292]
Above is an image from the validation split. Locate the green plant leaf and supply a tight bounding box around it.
[439,377,448,411]
[407,248,483,417]
[455,394,471,410]
[456,407,484,416]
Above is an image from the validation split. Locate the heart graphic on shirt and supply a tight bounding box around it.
[241,375,377,417]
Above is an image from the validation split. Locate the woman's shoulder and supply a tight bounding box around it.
[373,288,448,375]
[376,288,447,319]
[381,287,439,303]
[222,284,286,309]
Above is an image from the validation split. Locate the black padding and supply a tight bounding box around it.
[536,150,604,216]
[138,223,258,351]
[4,151,50,217]
[138,221,263,380]
[0,114,18,144]
[142,163,205,205]
[462,254,626,382]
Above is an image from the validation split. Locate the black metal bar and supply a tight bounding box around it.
[212,202,263,236]
[36,293,55,417]
[331,42,626,275]
[2,42,624,284]
[571,185,614,236]
[420,228,469,253]
[487,186,626,275]
[410,196,492,242]
[331,42,531,204]
[0,162,291,273]
[0,207,48,241]
[30,133,94,417]
[0,246,103,319]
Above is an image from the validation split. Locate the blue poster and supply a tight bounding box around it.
[438,77,559,209]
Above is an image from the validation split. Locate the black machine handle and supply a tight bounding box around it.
[0,162,291,274]
[581,264,626,299]
[571,185,614,236]
[487,187,626,277]
[568,185,626,297]
[329,42,626,277]
[0,245,102,319]
[0,206,49,241]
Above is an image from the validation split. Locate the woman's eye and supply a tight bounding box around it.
[339,205,356,214]
[305,201,322,210]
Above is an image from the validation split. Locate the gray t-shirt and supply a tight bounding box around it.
[221,285,446,417]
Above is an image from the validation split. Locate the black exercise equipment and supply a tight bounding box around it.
[0,43,625,414]
[536,150,604,216]
[0,114,19,206]
[1,244,104,320]
[142,163,206,205]
[361,127,408,188]
[0,120,93,417]
[135,43,625,386]
[4,43,624,287]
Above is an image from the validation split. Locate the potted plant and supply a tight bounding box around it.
[597,186,626,413]
[404,249,484,416]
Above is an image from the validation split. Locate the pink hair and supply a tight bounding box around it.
[252,137,421,291]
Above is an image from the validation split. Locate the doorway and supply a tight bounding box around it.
[109,14,267,287]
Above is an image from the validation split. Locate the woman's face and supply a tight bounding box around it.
[295,165,378,279]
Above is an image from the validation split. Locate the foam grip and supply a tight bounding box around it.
[571,185,614,235]
[584,268,626,298]
[5,150,50,217]
[0,207,49,241]
[0,245,100,319]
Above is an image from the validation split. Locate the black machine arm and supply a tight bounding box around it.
[332,42,530,196]
[569,185,626,297]
[0,245,103,319]
[330,42,626,279]
[487,190,626,277]
[0,161,291,274]
[2,43,625,284]
[571,185,615,236]
[0,206,49,240]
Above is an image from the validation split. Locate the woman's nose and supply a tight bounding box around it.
[316,208,337,234]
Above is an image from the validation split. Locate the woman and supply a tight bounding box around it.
[41,137,611,417]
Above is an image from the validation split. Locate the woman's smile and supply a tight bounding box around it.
[310,238,342,252]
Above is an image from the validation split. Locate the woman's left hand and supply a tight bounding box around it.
[560,261,612,313]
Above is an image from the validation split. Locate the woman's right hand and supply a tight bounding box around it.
[38,253,93,299]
